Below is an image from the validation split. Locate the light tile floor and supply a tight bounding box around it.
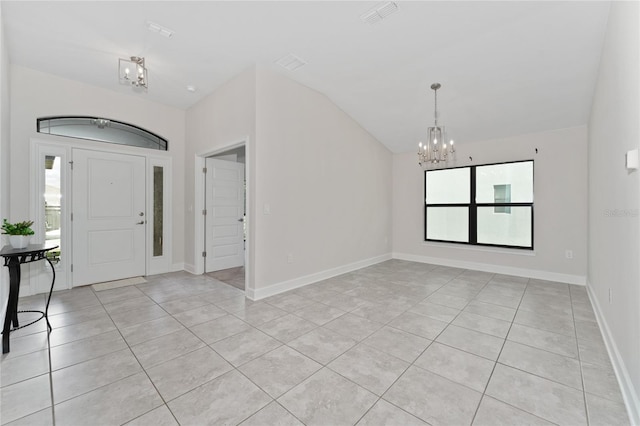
[0,260,630,425]
[207,267,245,291]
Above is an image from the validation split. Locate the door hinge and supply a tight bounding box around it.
[202,167,207,173]
[202,251,207,257]
[70,264,73,272]
[69,161,74,170]
[202,209,207,216]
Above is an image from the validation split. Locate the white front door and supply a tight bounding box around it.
[72,149,146,286]
[205,158,245,273]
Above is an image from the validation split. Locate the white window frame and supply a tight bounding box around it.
[147,156,173,276]
[30,141,71,293]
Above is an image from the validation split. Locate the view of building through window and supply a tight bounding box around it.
[493,184,512,214]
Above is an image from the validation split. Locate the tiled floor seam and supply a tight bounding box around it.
[45,332,56,426]
[137,281,265,424]
[493,361,584,392]
[503,332,580,361]
[148,330,304,424]
[570,287,593,426]
[30,331,151,425]
[231,357,307,425]
[91,285,200,425]
[469,277,528,425]
[5,291,126,426]
[351,276,487,425]
[276,287,442,425]
[151,338,273,422]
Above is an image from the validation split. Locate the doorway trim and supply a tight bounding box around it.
[193,137,251,295]
[29,135,173,293]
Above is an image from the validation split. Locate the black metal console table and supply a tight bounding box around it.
[1,244,58,353]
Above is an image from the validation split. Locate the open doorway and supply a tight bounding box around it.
[204,146,246,291]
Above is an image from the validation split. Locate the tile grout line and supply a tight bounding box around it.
[2,289,126,422]
[46,327,56,426]
[124,278,301,424]
[42,274,394,424]
[116,276,268,423]
[93,279,242,424]
[127,278,282,424]
[6,277,245,424]
[468,275,529,425]
[569,285,591,426]
[352,268,483,425]
[89,282,181,426]
[260,273,440,425]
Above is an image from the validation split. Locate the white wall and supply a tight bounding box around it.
[184,68,257,279]
[184,68,392,298]
[587,1,640,422]
[253,68,392,297]
[9,65,186,290]
[0,3,11,315]
[393,126,588,284]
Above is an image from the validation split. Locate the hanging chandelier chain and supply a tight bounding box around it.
[434,86,438,126]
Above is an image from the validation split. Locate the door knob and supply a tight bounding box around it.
[136,221,145,225]
[238,218,244,222]
[139,212,145,216]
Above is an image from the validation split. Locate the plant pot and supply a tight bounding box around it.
[9,235,31,249]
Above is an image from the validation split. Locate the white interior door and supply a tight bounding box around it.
[205,158,245,273]
[72,149,146,286]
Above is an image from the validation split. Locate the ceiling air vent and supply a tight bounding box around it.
[360,2,398,24]
[275,53,307,72]
[146,21,174,38]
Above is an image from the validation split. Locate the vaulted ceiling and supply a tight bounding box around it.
[1,1,610,152]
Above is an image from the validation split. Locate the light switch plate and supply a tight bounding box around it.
[626,149,638,170]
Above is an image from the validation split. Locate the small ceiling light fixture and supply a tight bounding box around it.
[360,1,398,24]
[418,83,455,167]
[119,56,148,89]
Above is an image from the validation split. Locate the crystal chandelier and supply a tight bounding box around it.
[418,83,455,167]
[119,56,148,89]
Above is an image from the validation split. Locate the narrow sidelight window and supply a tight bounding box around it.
[153,166,164,257]
[44,156,62,262]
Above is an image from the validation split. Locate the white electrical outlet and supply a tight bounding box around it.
[565,250,573,259]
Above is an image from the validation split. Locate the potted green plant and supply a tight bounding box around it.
[2,219,35,249]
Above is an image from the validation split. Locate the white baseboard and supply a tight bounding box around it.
[392,252,586,285]
[587,281,640,425]
[171,262,185,273]
[183,263,197,275]
[246,253,392,301]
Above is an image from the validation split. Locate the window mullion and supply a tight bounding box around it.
[469,166,477,244]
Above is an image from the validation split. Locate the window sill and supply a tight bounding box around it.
[421,241,536,256]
